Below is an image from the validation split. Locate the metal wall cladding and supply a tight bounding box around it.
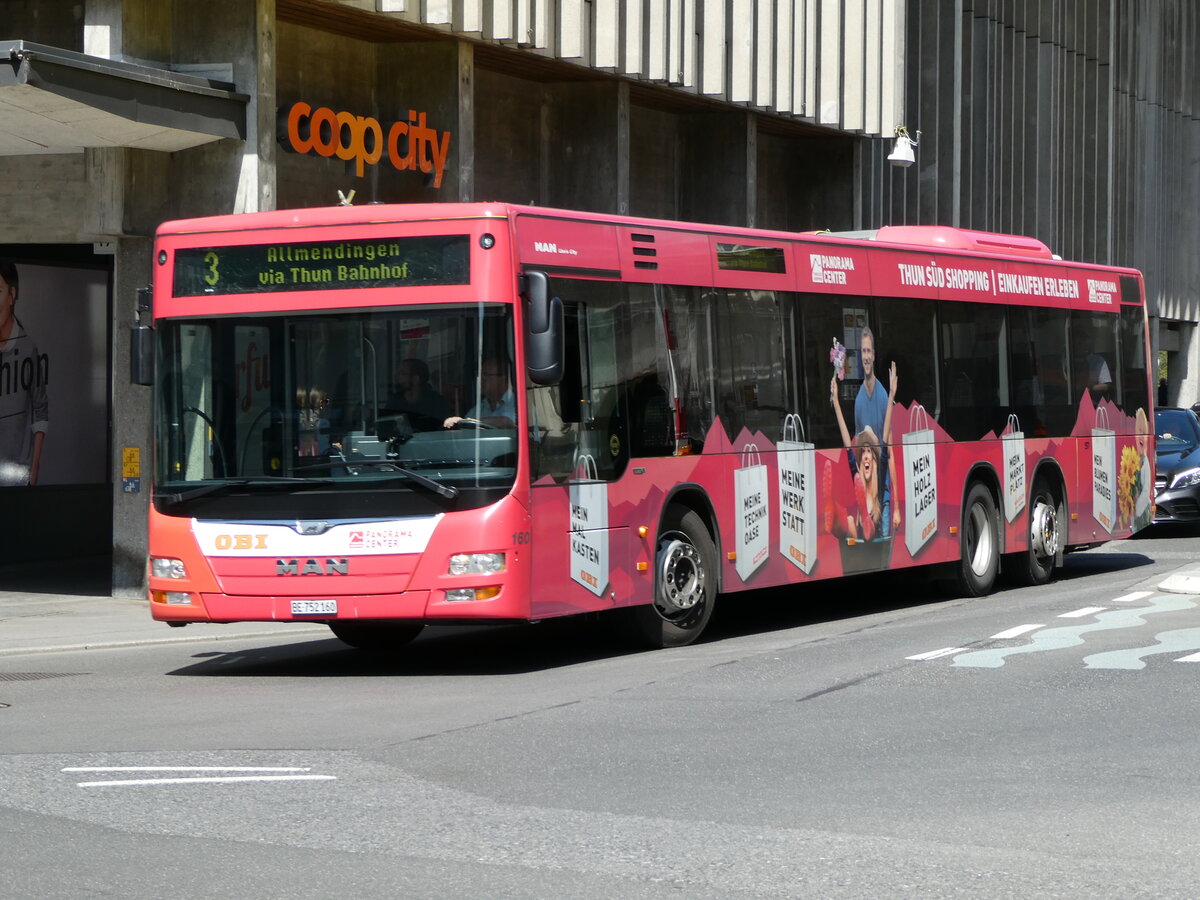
[861,0,1200,325]
[291,0,904,138]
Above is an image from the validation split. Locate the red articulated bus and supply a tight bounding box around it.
[136,203,1153,649]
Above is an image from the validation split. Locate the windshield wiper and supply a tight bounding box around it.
[155,476,320,505]
[293,457,459,499]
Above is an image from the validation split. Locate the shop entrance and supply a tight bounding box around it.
[0,245,113,591]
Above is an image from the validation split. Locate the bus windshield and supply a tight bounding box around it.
[153,303,516,516]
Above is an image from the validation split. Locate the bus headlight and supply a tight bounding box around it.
[448,552,505,575]
[151,557,188,579]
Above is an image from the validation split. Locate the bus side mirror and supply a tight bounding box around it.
[130,287,154,385]
[522,270,563,385]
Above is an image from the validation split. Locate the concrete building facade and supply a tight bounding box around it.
[0,0,1195,594]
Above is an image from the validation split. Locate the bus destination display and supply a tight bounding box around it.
[172,235,470,296]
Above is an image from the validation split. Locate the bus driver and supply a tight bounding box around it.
[444,358,516,429]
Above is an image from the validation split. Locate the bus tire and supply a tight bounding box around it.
[625,506,717,648]
[328,621,424,650]
[957,482,1000,597]
[1009,480,1063,587]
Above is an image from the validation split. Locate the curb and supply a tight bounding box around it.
[1157,571,1200,595]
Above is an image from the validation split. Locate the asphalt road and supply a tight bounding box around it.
[3,525,1200,899]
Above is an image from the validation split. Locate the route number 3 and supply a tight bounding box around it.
[203,251,220,286]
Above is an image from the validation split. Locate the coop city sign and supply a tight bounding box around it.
[279,101,452,188]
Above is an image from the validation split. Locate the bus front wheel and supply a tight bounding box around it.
[329,621,425,650]
[957,483,1000,597]
[624,506,717,648]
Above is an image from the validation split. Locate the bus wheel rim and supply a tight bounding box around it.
[656,535,705,614]
[1030,498,1058,560]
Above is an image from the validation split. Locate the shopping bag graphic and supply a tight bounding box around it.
[569,454,609,596]
[1002,413,1027,523]
[1091,407,1116,533]
[734,443,770,581]
[903,404,938,557]
[777,414,817,574]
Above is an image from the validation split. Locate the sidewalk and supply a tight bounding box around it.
[0,556,326,657]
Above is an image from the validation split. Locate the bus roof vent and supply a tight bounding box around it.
[874,225,1055,259]
[629,232,658,269]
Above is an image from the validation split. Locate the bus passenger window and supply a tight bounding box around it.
[940,303,1008,441]
[1118,306,1150,418]
[1071,312,1117,405]
[797,294,848,448]
[661,285,717,453]
[711,289,796,442]
[875,299,937,419]
[1009,308,1071,437]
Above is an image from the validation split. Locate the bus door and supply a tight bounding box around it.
[527,282,633,618]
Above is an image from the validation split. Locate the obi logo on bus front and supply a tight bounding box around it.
[213,534,268,551]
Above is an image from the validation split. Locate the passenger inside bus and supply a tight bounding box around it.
[383,357,450,431]
[296,385,337,456]
[1074,329,1113,402]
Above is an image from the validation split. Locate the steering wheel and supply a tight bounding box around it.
[451,418,495,430]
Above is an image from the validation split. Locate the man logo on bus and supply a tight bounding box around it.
[277,558,349,576]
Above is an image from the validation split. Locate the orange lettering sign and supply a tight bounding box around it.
[280,101,451,188]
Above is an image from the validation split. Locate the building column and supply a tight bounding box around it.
[374,40,475,202]
[111,238,153,597]
[539,81,628,214]
[680,111,756,227]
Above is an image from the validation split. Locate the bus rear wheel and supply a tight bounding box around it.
[1008,481,1062,587]
[624,506,717,648]
[957,483,1000,597]
[328,621,424,650]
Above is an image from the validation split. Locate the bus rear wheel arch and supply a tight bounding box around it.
[622,505,717,648]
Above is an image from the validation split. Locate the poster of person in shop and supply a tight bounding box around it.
[0,261,47,485]
[0,259,107,487]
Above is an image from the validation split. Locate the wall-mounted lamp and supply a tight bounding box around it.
[887,126,921,167]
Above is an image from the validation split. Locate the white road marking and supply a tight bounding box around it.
[63,766,311,773]
[76,775,336,788]
[906,647,969,661]
[1058,607,1107,618]
[990,624,1044,640]
[1111,591,1154,603]
[1175,651,1200,662]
